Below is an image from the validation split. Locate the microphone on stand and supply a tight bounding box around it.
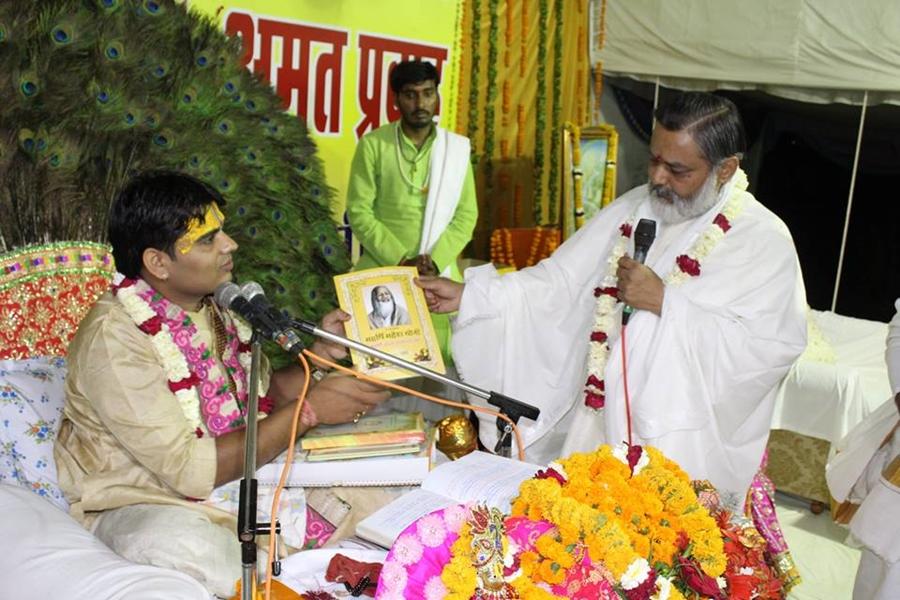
[239,281,307,356]
[622,218,657,326]
[214,282,305,356]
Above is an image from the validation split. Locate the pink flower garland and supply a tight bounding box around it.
[114,277,271,437]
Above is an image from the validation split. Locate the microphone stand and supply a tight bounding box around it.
[238,333,279,600]
[291,320,540,458]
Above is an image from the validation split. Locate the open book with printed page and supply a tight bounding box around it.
[333,266,445,380]
[354,451,542,548]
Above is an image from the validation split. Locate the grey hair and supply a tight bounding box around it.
[654,92,746,165]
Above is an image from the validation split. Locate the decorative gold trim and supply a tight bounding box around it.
[0,242,115,292]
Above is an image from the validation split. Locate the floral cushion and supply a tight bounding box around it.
[0,357,68,510]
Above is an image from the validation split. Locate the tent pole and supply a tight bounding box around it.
[652,77,660,130]
[831,90,868,312]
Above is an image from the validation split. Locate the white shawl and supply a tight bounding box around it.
[418,127,470,276]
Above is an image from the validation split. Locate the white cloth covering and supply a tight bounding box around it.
[771,310,892,443]
[418,126,471,276]
[93,503,240,598]
[827,399,899,503]
[451,175,807,502]
[848,427,900,600]
[0,483,211,600]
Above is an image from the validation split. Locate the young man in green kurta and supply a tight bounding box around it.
[346,60,478,362]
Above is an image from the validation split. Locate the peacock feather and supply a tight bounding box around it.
[0,0,350,367]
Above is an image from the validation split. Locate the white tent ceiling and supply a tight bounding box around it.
[594,0,900,105]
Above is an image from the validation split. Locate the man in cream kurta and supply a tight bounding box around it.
[419,93,807,505]
[347,60,477,362]
[55,293,238,528]
[54,172,390,597]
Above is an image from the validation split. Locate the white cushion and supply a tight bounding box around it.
[0,483,211,599]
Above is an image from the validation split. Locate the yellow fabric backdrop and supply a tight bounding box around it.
[191,0,464,230]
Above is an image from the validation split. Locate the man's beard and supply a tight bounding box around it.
[375,299,395,319]
[648,173,722,224]
[403,110,434,130]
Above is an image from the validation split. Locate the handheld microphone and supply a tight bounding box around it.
[622,218,657,326]
[240,281,306,356]
[214,282,305,356]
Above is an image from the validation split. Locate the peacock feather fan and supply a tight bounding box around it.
[0,0,351,368]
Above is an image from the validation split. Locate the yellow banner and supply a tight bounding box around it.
[191,0,463,228]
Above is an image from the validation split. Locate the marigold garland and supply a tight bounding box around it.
[547,0,564,226]
[519,0,528,78]
[592,61,604,126]
[449,0,466,132]
[511,445,727,588]
[504,0,513,69]
[382,444,774,599]
[533,0,549,225]
[516,104,526,156]
[484,0,500,191]
[489,227,560,270]
[596,0,607,50]
[441,521,478,600]
[467,0,483,167]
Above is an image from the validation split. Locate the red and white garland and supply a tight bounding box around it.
[583,170,748,410]
[114,277,272,437]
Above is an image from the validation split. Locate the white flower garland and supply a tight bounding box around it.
[583,170,749,410]
[117,282,208,434]
[116,279,263,437]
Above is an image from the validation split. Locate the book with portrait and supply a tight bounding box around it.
[333,266,445,380]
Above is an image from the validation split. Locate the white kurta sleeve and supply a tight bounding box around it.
[887,298,900,395]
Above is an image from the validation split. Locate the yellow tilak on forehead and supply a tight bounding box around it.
[176,203,225,254]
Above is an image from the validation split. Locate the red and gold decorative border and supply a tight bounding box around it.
[0,242,116,359]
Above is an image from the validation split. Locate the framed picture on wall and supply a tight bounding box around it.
[562,124,618,240]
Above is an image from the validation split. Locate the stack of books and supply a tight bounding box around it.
[300,411,427,462]
[257,411,434,487]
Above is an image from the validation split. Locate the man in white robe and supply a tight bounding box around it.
[828,299,900,599]
[418,92,807,505]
